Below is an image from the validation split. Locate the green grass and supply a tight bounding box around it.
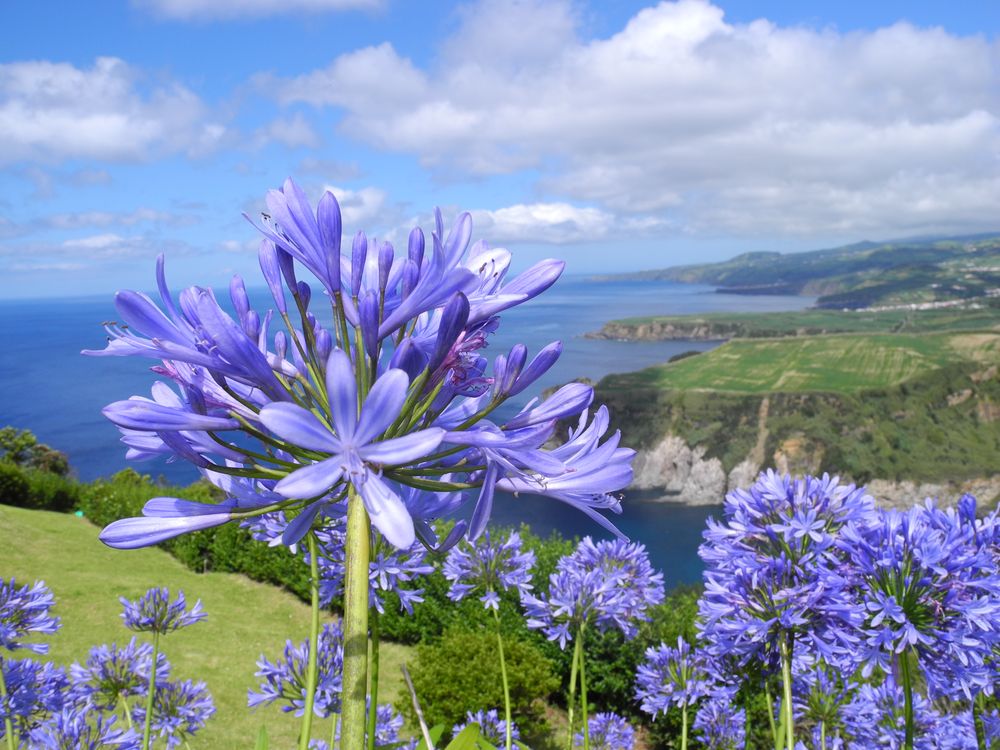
[0,504,413,749]
[602,332,1000,394]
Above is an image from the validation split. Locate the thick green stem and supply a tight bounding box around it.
[780,636,794,750]
[566,634,582,750]
[142,632,160,750]
[367,612,381,750]
[1,657,16,750]
[492,606,513,750]
[900,650,915,750]
[298,533,322,750]
[764,684,779,750]
[681,704,688,750]
[579,625,590,750]
[820,721,826,750]
[341,489,371,750]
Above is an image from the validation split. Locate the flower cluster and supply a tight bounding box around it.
[444,530,535,610]
[0,578,60,653]
[453,708,520,746]
[88,179,634,553]
[691,686,745,750]
[27,709,139,750]
[523,536,664,647]
[120,587,206,634]
[249,622,344,718]
[698,471,876,672]
[67,638,166,710]
[635,637,712,716]
[576,712,635,750]
[0,658,67,741]
[308,702,414,750]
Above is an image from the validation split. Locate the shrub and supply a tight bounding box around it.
[408,627,559,739]
[0,461,30,506]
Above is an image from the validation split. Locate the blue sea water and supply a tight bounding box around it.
[0,276,811,587]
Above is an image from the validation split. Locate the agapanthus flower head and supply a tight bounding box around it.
[68,639,168,711]
[131,679,214,750]
[791,661,855,748]
[28,708,140,750]
[249,622,343,718]
[635,637,712,716]
[523,536,664,647]
[0,578,60,653]
[0,657,66,742]
[575,712,634,750]
[841,679,939,750]
[444,530,535,610]
[839,499,1000,700]
[120,587,206,635]
[89,178,633,554]
[453,708,520,746]
[698,471,877,672]
[693,686,746,750]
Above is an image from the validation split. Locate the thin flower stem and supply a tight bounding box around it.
[566,634,582,750]
[367,612,381,750]
[780,636,794,750]
[974,693,987,750]
[0,657,17,750]
[900,650,915,750]
[578,624,590,750]
[744,701,750,750]
[491,605,513,750]
[298,533,321,750]
[142,631,160,750]
[341,487,372,750]
[681,704,688,750]
[820,720,826,750]
[764,684,778,750]
[119,692,135,729]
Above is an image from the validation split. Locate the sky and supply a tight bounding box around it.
[1,0,998,299]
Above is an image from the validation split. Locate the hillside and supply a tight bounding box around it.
[587,303,1000,342]
[595,332,1000,505]
[596,233,1000,309]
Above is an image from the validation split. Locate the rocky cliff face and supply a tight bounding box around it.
[629,431,1000,507]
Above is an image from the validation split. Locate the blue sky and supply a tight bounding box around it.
[1,0,998,298]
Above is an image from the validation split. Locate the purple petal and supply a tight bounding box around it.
[317,191,342,292]
[258,240,287,314]
[354,369,409,446]
[325,349,358,440]
[359,428,445,465]
[469,463,499,539]
[274,456,345,499]
[509,341,562,396]
[114,290,180,341]
[259,402,340,453]
[504,382,593,430]
[357,473,415,548]
[282,501,325,546]
[100,514,231,549]
[103,399,238,432]
[142,497,237,517]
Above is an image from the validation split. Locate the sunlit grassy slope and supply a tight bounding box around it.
[602,332,1000,394]
[0,504,411,749]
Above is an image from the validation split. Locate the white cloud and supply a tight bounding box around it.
[135,0,383,21]
[41,208,198,229]
[270,0,1000,238]
[471,202,614,244]
[322,184,388,228]
[0,57,226,164]
[252,113,321,150]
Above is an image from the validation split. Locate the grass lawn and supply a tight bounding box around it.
[602,332,1000,393]
[0,503,413,749]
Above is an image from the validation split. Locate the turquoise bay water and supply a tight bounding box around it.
[0,277,810,586]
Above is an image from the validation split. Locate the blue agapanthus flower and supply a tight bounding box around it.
[635,637,712,717]
[839,499,1000,700]
[523,536,664,648]
[0,578,60,653]
[67,639,165,711]
[120,587,206,635]
[453,708,520,746]
[0,657,66,742]
[575,712,635,750]
[89,179,634,552]
[131,679,214,750]
[692,686,745,750]
[249,622,344,718]
[29,708,140,750]
[444,530,535,610]
[698,471,876,672]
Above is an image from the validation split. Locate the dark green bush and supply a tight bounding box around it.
[0,461,30,506]
[0,462,80,512]
[408,627,560,740]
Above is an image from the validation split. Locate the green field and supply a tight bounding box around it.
[598,306,1000,341]
[602,332,1000,394]
[0,504,412,749]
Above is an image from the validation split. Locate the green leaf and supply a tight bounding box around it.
[254,724,269,750]
[443,724,482,750]
[413,723,447,750]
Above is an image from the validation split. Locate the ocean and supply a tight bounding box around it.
[0,276,811,587]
